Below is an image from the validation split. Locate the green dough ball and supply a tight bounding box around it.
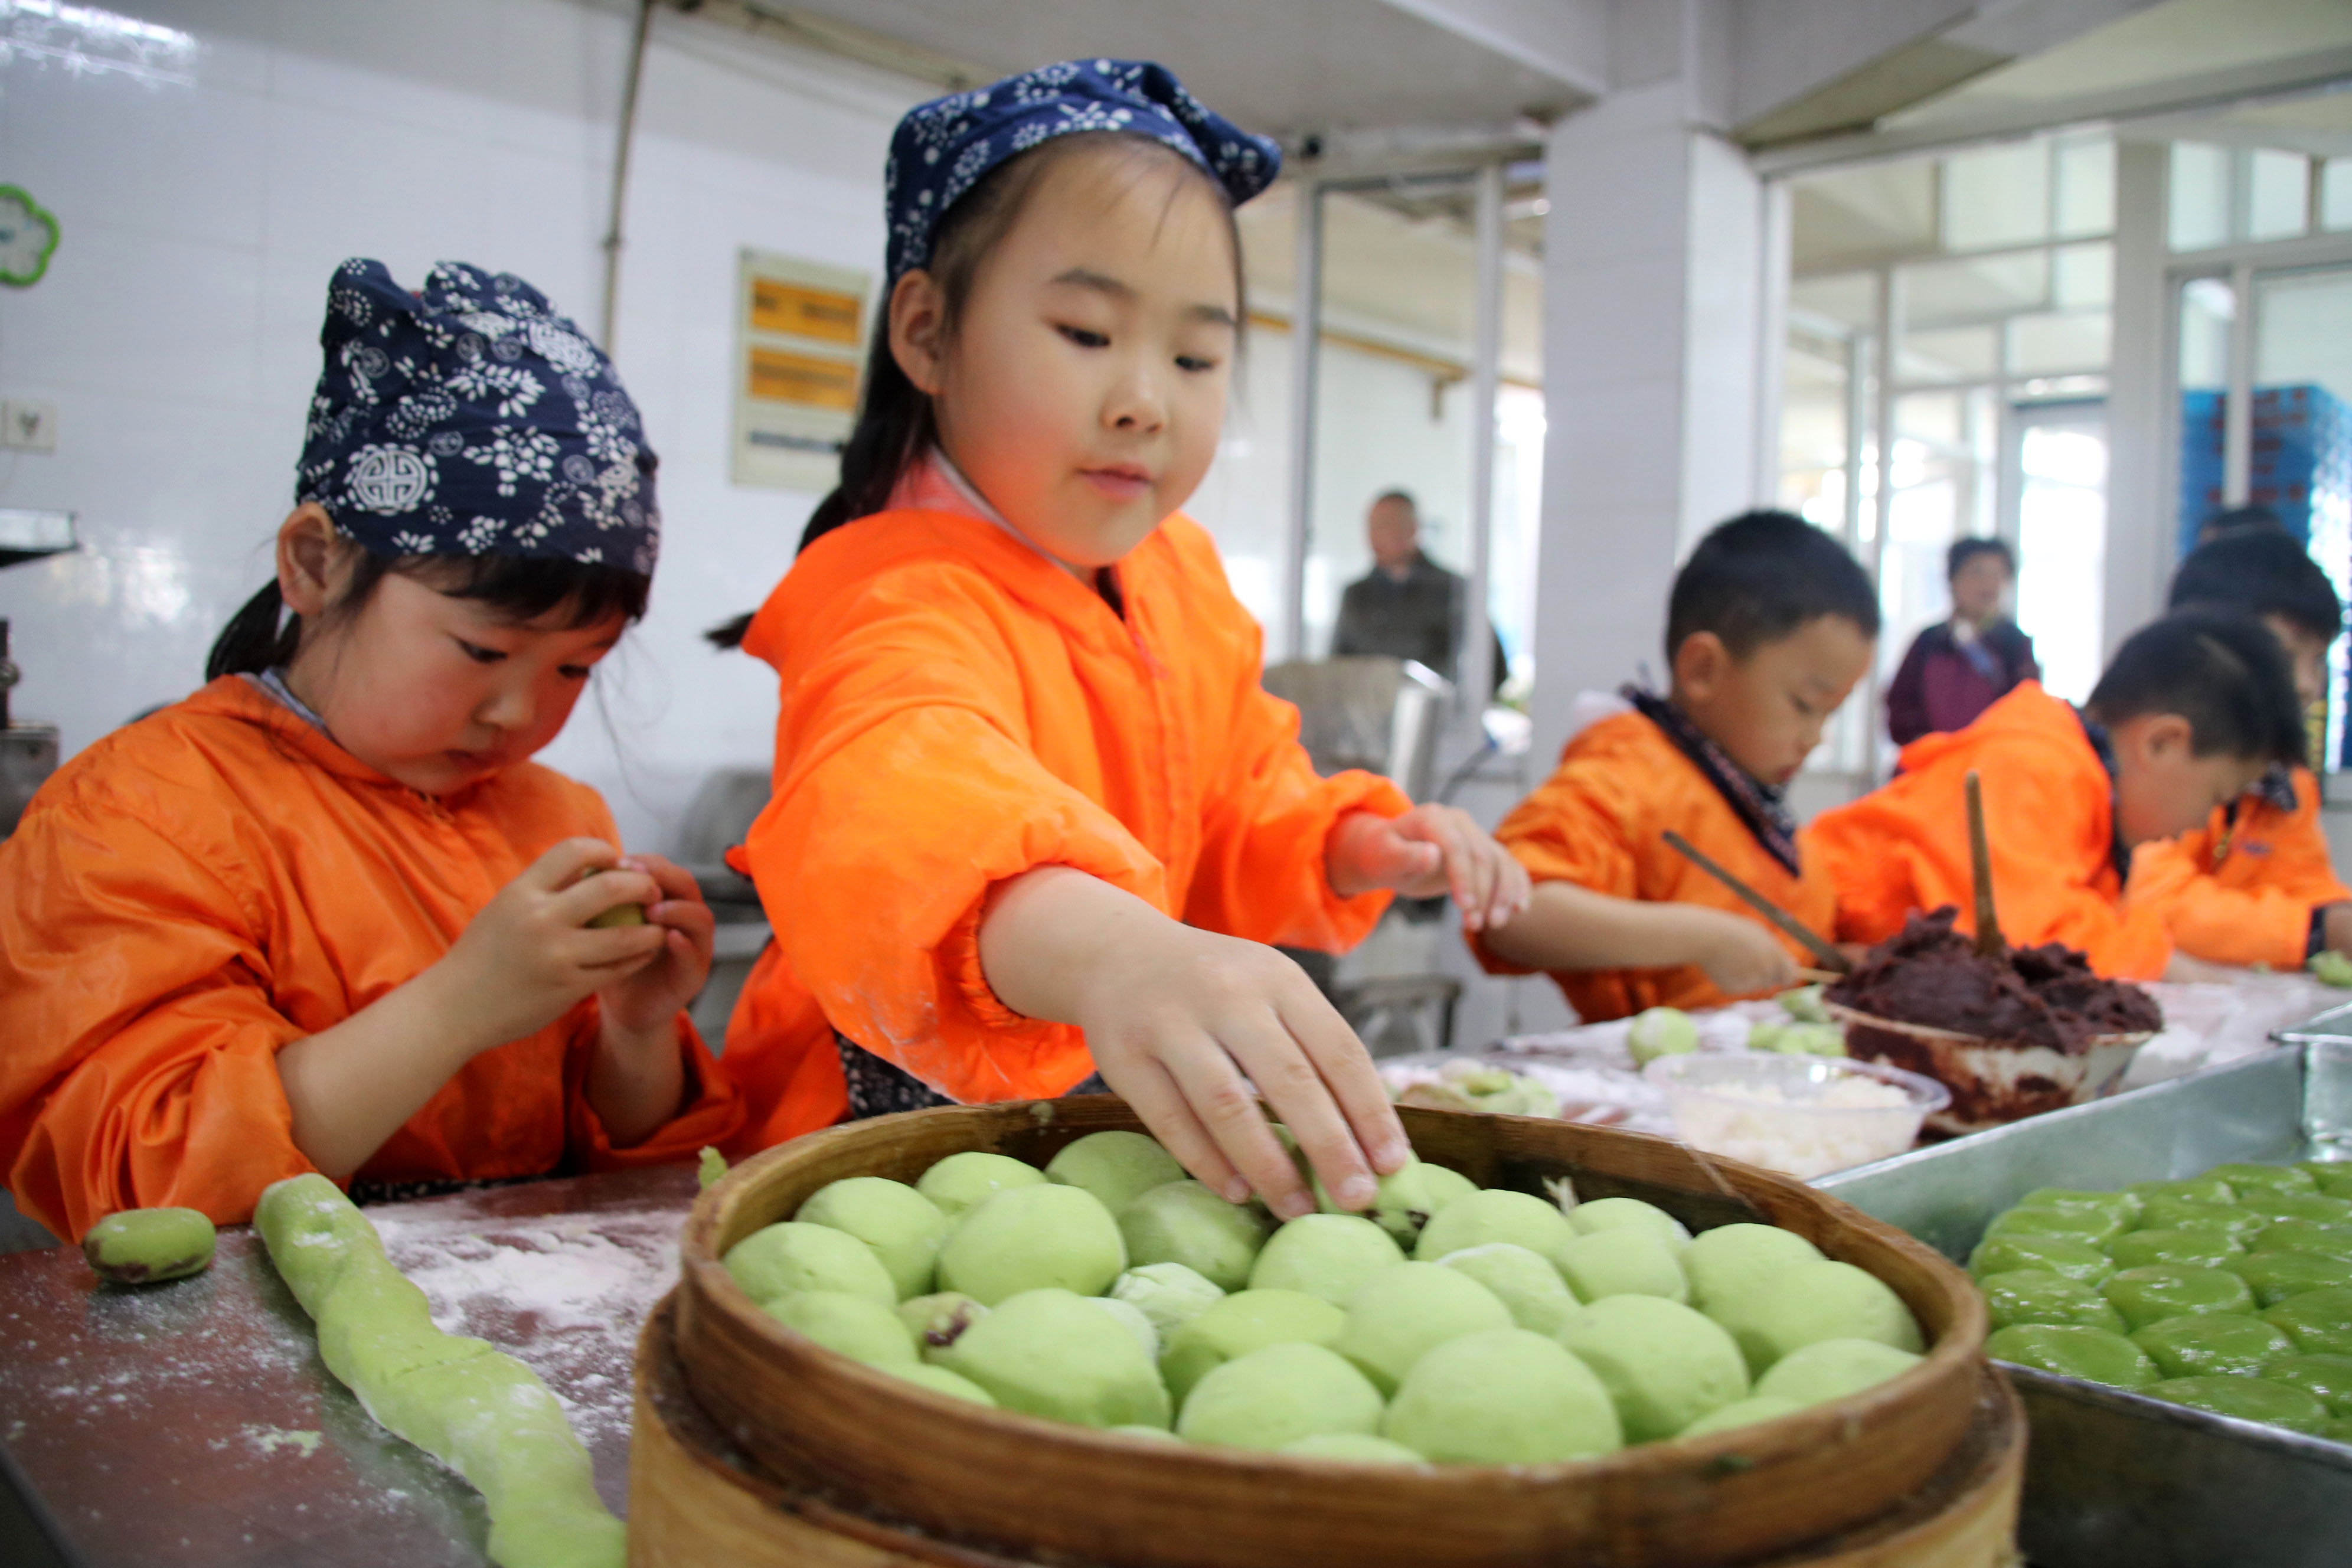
[2273,1353,2352,1415]
[936,1288,1171,1429]
[1985,1324,2158,1387]
[1678,1394,1805,1438]
[2265,1288,2352,1356]
[1249,1214,1406,1305]
[2134,1198,2268,1241]
[1969,1232,2113,1286]
[1175,1341,1384,1450]
[1557,1295,1751,1442]
[915,1151,1045,1220]
[2131,1312,2295,1378]
[1119,1180,1273,1292]
[1110,1262,1226,1339]
[1044,1131,1187,1215]
[898,1292,988,1358]
[2239,1190,2352,1226]
[763,1291,920,1367]
[2108,1229,2246,1271]
[83,1207,215,1286]
[2131,1176,2236,1206]
[796,1177,949,1301]
[2227,1252,2352,1308]
[2144,1375,2332,1435]
[2204,1162,2317,1195]
[2016,1187,2142,1225]
[2313,950,2352,987]
[885,1364,996,1405]
[1748,1021,1846,1056]
[1333,1157,1478,1248]
[1332,1261,1513,1395]
[584,901,645,930]
[2099,1265,2255,1332]
[724,1221,896,1308]
[1556,1229,1690,1305]
[1277,1432,1428,1464]
[1434,1243,1579,1336]
[1753,1337,1921,1407]
[697,1146,728,1190]
[1161,1289,1347,1403]
[936,1184,1127,1305]
[1778,985,1832,1024]
[1683,1224,1824,1314]
[1414,1188,1577,1272]
[1627,1007,1699,1067]
[1107,1424,1183,1442]
[1569,1197,1693,1253]
[2301,1162,2352,1200]
[1709,1260,1923,1376]
[2252,1221,2352,1261]
[1090,1296,1160,1359]
[1383,1328,1623,1463]
[1981,1270,2126,1333]
[1990,1206,2126,1249]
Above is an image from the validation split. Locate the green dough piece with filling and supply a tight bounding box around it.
[1984,1324,2157,1387]
[2227,1252,2352,1308]
[2251,1221,2352,1261]
[1778,985,1832,1024]
[1556,1295,1750,1442]
[2142,1375,2332,1435]
[795,1177,949,1301]
[1248,1214,1404,1306]
[1333,1157,1477,1248]
[1677,1394,1805,1438]
[2202,1162,2317,1195]
[1109,1263,1224,1339]
[1119,1180,1272,1292]
[2131,1312,2295,1378]
[1161,1288,1347,1403]
[2130,1176,2235,1206]
[2272,1353,2352,1416]
[935,1288,1171,1429]
[83,1207,215,1285]
[2265,1288,2352,1356]
[2132,1198,2266,1242]
[2107,1229,2245,1271]
[2237,1189,2352,1226]
[1980,1270,2125,1334]
[2312,950,2352,988]
[936,1183,1126,1305]
[1277,1432,1428,1464]
[1413,1188,1577,1272]
[915,1151,1046,1220]
[1681,1224,1822,1315]
[723,1221,897,1307]
[2099,1265,2255,1332]
[1434,1243,1579,1335]
[1752,1338,1920,1407]
[1626,1007,1699,1067]
[763,1291,920,1367]
[255,1176,623,1568]
[1567,1197,1692,1253]
[886,1364,995,1405]
[1556,1228,1690,1305]
[2014,1187,2142,1226]
[1175,1341,1384,1451]
[1331,1262,1513,1396]
[1989,1206,2125,1249]
[1043,1131,1187,1215]
[696,1147,727,1190]
[2300,1162,2352,1200]
[1382,1328,1623,1463]
[1708,1260,1922,1376]
[1968,1232,2113,1286]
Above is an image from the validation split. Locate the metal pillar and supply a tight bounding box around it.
[1280,181,1324,664]
[1458,161,1505,718]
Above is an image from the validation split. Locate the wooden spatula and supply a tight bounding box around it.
[1965,769,2005,958]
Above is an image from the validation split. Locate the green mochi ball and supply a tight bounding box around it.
[1383,1329,1623,1464]
[1985,1324,2158,1387]
[1110,1262,1226,1338]
[1342,1158,1478,1248]
[1969,1232,2113,1286]
[1249,1213,1406,1306]
[936,1288,1171,1429]
[2300,1162,2352,1200]
[1277,1432,1429,1464]
[1989,1206,2125,1249]
[1044,1131,1188,1215]
[2015,1187,2142,1225]
[2273,1353,2352,1416]
[1334,1261,1514,1395]
[1434,1242,1580,1335]
[1626,1007,1699,1067]
[1682,1224,1824,1314]
[1090,1296,1160,1359]
[2203,1162,2316,1195]
[915,1151,1046,1220]
[1779,984,1832,1024]
[1161,1289,1347,1403]
[1569,1197,1693,1253]
[2108,1229,2246,1271]
[2265,1288,2352,1356]
[1556,1295,1750,1442]
[2230,1251,2352,1307]
[1120,1180,1272,1292]
[1753,1338,1921,1407]
[2131,1175,2236,1206]
[1556,1228,1690,1305]
[1677,1394,1805,1438]
[1981,1270,2126,1333]
[886,1364,996,1405]
[1175,1341,1384,1451]
[2143,1375,2331,1435]
[763,1291,920,1367]
[1709,1260,1923,1376]
[725,1221,897,1308]
[2238,1190,2352,1226]
[1414,1188,1577,1272]
[2252,1221,2352,1261]
[2099,1265,2256,1332]
[899,1292,988,1359]
[1107,1425,1183,1443]
[2131,1312,2295,1378]
[2133,1198,2268,1242]
[796,1176,949,1301]
[937,1183,1127,1305]
[83,1207,216,1285]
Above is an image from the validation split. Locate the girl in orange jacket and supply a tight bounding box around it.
[721,62,1527,1220]
[0,261,740,1240]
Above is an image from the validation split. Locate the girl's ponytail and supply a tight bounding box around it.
[798,326,932,556]
[205,580,300,681]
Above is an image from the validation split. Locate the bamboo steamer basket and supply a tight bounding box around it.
[665,1097,1991,1568]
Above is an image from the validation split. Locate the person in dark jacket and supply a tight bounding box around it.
[1884,537,2039,745]
[1331,490,1505,691]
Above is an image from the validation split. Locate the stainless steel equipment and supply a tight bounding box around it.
[1819,1026,2352,1568]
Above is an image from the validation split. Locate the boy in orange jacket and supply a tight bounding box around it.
[1475,512,1878,1020]
[1806,612,2308,981]
[2125,530,2350,968]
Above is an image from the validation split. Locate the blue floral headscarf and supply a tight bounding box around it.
[886,58,1280,282]
[296,259,660,576]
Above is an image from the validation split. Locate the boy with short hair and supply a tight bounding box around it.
[2124,531,2351,968]
[1476,511,1879,1020]
[1806,611,2309,980]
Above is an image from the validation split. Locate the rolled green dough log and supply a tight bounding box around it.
[256,1174,623,1568]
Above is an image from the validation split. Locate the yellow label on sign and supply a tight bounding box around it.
[750,279,863,345]
[746,347,859,410]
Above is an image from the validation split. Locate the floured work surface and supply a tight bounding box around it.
[0,1164,695,1567]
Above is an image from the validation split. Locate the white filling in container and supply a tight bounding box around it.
[1642,1054,1950,1180]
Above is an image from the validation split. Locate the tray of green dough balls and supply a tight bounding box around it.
[652,1095,2003,1568]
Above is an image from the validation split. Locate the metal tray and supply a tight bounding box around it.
[1818,1018,2352,1568]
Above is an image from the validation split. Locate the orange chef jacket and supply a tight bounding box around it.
[2126,766,2349,970]
[723,500,1409,1149]
[1804,682,2172,980]
[0,677,741,1240]
[1469,706,1840,1020]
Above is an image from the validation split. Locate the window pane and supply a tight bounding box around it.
[2170,142,2231,251]
[1899,325,2000,383]
[2016,422,2108,704]
[1901,251,2050,326]
[2325,158,2352,233]
[2008,311,2111,377]
[1943,142,2052,250]
[1789,272,1877,331]
[2052,242,2113,311]
[2176,277,2234,554]
[2054,135,2116,237]
[2249,149,2310,241]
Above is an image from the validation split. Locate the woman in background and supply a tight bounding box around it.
[1884,536,2039,745]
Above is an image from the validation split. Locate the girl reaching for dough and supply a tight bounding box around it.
[719,61,1530,1218]
[0,260,741,1240]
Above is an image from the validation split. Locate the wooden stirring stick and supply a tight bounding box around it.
[1965,769,2005,958]
[1662,829,1851,974]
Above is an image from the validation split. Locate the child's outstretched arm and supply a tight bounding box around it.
[1481,881,1798,995]
[1325,805,1531,932]
[979,866,1409,1220]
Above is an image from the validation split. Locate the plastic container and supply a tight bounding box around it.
[1827,1002,2152,1136]
[1644,1053,1949,1180]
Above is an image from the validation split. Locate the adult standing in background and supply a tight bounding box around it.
[1331,489,1506,691]
[1884,537,2039,745]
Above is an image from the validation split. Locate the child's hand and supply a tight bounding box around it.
[596,854,715,1037]
[435,838,667,1053]
[1688,908,1799,995]
[1327,806,1533,931]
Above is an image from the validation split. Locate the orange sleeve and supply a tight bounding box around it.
[1468,749,1647,977]
[744,570,1169,1105]
[2128,794,2348,971]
